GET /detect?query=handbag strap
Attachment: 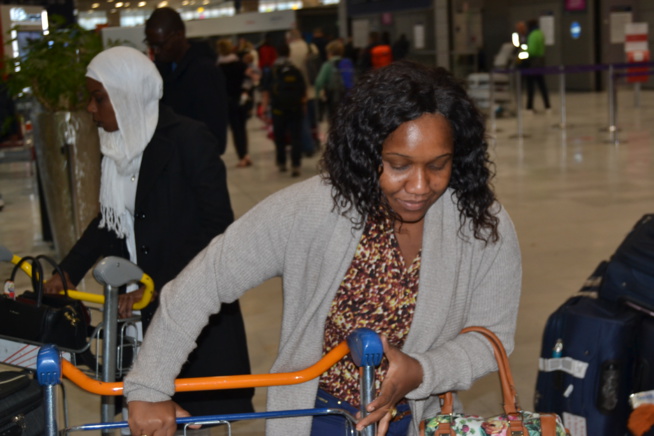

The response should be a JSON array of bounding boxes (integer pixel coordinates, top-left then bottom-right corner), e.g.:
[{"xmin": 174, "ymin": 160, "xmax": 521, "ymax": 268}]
[
  {"xmin": 435, "ymin": 327, "xmax": 558, "ymax": 436},
  {"xmin": 36, "ymin": 254, "xmax": 70, "ymax": 298},
  {"xmin": 10, "ymin": 255, "xmax": 43, "ymax": 307},
  {"xmin": 462, "ymin": 326, "xmax": 520, "ymax": 415},
  {"xmin": 440, "ymin": 327, "xmax": 522, "ymax": 416}
]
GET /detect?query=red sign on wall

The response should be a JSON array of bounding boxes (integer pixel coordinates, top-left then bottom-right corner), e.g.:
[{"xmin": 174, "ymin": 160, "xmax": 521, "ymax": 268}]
[
  {"xmin": 627, "ymin": 50, "xmax": 650, "ymax": 83},
  {"xmin": 565, "ymin": 0, "xmax": 586, "ymax": 11},
  {"xmin": 625, "ymin": 23, "xmax": 649, "ymax": 84}
]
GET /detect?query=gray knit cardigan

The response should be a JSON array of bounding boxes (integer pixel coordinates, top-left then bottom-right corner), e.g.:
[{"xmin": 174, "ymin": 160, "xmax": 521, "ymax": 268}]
[{"xmin": 124, "ymin": 175, "xmax": 522, "ymax": 436}]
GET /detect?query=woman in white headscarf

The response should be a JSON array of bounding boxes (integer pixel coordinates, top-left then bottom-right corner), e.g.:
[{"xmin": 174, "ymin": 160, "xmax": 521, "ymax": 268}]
[{"xmin": 44, "ymin": 46, "xmax": 254, "ymax": 418}]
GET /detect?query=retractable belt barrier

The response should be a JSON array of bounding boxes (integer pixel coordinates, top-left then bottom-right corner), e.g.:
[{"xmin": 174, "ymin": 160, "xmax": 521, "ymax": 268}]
[{"xmin": 489, "ymin": 61, "xmax": 654, "ymax": 143}]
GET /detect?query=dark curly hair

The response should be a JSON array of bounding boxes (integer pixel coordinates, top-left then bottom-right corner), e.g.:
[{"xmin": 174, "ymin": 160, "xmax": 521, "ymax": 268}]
[{"xmin": 319, "ymin": 60, "xmax": 499, "ymax": 243}]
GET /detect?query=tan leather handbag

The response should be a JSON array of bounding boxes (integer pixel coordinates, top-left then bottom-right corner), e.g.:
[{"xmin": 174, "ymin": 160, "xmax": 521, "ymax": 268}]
[{"xmin": 420, "ymin": 326, "xmax": 569, "ymax": 436}]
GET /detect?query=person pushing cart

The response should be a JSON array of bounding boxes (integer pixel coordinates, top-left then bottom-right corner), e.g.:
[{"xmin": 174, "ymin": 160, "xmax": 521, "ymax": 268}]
[{"xmin": 124, "ymin": 59, "xmax": 522, "ymax": 436}]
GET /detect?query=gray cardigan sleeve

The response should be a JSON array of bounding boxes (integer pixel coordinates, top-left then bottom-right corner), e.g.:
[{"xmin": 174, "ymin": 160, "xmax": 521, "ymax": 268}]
[
  {"xmin": 123, "ymin": 179, "xmax": 316, "ymax": 403},
  {"xmin": 404, "ymin": 204, "xmax": 522, "ymax": 401}
]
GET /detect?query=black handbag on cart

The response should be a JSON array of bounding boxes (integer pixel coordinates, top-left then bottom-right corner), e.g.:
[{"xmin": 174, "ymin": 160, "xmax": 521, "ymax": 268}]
[
  {"xmin": 0, "ymin": 370, "xmax": 44, "ymax": 436},
  {"xmin": 0, "ymin": 255, "xmax": 90, "ymax": 351}
]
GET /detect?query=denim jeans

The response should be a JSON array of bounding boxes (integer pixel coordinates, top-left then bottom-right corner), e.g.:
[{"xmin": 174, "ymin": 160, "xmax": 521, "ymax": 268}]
[{"xmin": 310, "ymin": 389, "xmax": 411, "ymax": 436}]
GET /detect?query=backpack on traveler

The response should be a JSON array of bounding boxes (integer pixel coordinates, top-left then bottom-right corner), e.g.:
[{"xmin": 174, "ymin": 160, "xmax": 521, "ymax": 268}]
[
  {"xmin": 325, "ymin": 58, "xmax": 354, "ymax": 117},
  {"xmin": 305, "ymin": 42, "xmax": 322, "ymax": 84},
  {"xmin": 271, "ymin": 61, "xmax": 306, "ymax": 111}
]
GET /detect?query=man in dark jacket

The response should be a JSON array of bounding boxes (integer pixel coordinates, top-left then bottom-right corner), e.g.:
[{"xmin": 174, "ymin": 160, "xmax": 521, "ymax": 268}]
[{"xmin": 145, "ymin": 7, "xmax": 229, "ymax": 155}]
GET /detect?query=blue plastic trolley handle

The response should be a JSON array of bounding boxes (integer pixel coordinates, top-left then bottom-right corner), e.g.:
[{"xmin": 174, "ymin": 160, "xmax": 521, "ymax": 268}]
[
  {"xmin": 347, "ymin": 327, "xmax": 383, "ymax": 367},
  {"xmin": 347, "ymin": 328, "xmax": 383, "ymax": 436},
  {"xmin": 37, "ymin": 345, "xmax": 61, "ymax": 435}
]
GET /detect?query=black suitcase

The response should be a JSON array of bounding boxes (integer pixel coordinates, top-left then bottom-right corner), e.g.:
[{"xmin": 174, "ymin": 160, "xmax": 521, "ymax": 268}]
[
  {"xmin": 534, "ymin": 295, "xmax": 639, "ymax": 436},
  {"xmin": 599, "ymin": 214, "xmax": 654, "ymax": 310},
  {"xmin": 0, "ymin": 371, "xmax": 45, "ymax": 436}
]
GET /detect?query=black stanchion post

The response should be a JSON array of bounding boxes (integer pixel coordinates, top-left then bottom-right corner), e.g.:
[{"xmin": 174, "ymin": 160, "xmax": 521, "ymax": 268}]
[
  {"xmin": 557, "ymin": 65, "xmax": 567, "ymax": 129},
  {"xmin": 516, "ymin": 69, "xmax": 522, "ymax": 136},
  {"xmin": 489, "ymin": 70, "xmax": 496, "ymax": 132},
  {"xmin": 607, "ymin": 65, "xmax": 619, "ymax": 145},
  {"xmin": 510, "ymin": 69, "xmax": 528, "ymax": 139}
]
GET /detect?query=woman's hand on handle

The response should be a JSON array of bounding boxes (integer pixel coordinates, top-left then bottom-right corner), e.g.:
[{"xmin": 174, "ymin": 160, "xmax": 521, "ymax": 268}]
[
  {"xmin": 128, "ymin": 400, "xmax": 200, "ymax": 436},
  {"xmin": 355, "ymin": 335, "xmax": 424, "ymax": 436},
  {"xmin": 118, "ymin": 285, "xmax": 151, "ymax": 318},
  {"xmin": 43, "ymin": 271, "xmax": 74, "ymax": 294}
]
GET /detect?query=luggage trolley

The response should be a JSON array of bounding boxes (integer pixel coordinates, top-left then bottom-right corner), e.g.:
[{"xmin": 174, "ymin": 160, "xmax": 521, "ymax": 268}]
[
  {"xmin": 0, "ymin": 247, "xmax": 155, "ymax": 428},
  {"xmin": 37, "ymin": 328, "xmax": 384, "ymax": 436},
  {"xmin": 1, "ymin": 246, "xmax": 154, "ymax": 378}
]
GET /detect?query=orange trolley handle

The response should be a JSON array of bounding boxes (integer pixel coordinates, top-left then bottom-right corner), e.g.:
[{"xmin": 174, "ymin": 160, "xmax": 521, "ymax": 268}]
[
  {"xmin": 39, "ymin": 328, "xmax": 382, "ymax": 395},
  {"xmin": 60, "ymin": 341, "xmax": 351, "ymax": 396},
  {"xmin": 37, "ymin": 329, "xmax": 383, "ymax": 435}
]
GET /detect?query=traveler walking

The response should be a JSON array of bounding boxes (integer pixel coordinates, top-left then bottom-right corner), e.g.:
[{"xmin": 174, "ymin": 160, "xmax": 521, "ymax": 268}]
[
  {"xmin": 260, "ymin": 42, "xmax": 306, "ymax": 177},
  {"xmin": 521, "ymin": 19, "xmax": 551, "ymax": 114},
  {"xmin": 287, "ymin": 28, "xmax": 320, "ymax": 157},
  {"xmin": 314, "ymin": 40, "xmax": 355, "ymax": 121},
  {"xmin": 216, "ymin": 38, "xmax": 253, "ymax": 168}
]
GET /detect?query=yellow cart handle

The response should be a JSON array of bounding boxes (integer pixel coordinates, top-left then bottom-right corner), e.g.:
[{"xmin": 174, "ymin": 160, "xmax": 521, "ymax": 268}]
[{"xmin": 7, "ymin": 253, "xmax": 154, "ymax": 310}]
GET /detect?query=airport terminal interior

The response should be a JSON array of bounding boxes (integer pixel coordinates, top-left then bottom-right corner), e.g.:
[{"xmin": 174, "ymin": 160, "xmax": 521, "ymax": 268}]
[{"xmin": 1, "ymin": 79, "xmax": 653, "ymax": 434}]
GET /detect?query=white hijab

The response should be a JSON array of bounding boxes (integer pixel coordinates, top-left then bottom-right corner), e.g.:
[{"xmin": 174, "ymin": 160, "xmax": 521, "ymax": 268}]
[{"xmin": 86, "ymin": 47, "xmax": 162, "ymax": 259}]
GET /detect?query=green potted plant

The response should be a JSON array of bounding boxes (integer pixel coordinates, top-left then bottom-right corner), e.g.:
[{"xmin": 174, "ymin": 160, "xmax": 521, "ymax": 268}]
[
  {"xmin": 4, "ymin": 16, "xmax": 104, "ymax": 259},
  {"xmin": 5, "ymin": 16, "xmax": 103, "ymax": 111}
]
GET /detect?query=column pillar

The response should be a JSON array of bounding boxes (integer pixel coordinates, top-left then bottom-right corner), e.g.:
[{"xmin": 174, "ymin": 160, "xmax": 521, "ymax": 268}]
[
  {"xmin": 434, "ymin": 0, "xmax": 450, "ymax": 69},
  {"xmin": 338, "ymin": 0, "xmax": 347, "ymax": 38},
  {"xmin": 106, "ymin": 9, "xmax": 121, "ymax": 27},
  {"xmin": 239, "ymin": 0, "xmax": 259, "ymax": 13}
]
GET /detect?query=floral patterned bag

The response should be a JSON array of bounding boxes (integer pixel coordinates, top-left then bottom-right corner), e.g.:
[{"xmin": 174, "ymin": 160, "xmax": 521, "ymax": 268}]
[{"xmin": 420, "ymin": 327, "xmax": 570, "ymax": 436}]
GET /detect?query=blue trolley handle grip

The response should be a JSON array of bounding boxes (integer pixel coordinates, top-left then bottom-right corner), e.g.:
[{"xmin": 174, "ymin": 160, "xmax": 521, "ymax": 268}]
[
  {"xmin": 347, "ymin": 328, "xmax": 383, "ymax": 367},
  {"xmin": 347, "ymin": 328, "xmax": 383, "ymax": 436},
  {"xmin": 37, "ymin": 345, "xmax": 62, "ymax": 436}
]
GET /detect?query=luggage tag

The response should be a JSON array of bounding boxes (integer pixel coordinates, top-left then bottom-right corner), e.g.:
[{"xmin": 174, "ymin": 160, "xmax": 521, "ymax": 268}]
[
  {"xmin": 3, "ymin": 280, "xmax": 14, "ymax": 299},
  {"xmin": 631, "ymin": 390, "xmax": 654, "ymax": 408}
]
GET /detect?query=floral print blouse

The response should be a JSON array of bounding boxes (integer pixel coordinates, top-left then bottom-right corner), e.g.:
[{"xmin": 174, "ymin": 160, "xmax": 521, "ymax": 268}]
[{"xmin": 319, "ymin": 215, "xmax": 421, "ymax": 407}]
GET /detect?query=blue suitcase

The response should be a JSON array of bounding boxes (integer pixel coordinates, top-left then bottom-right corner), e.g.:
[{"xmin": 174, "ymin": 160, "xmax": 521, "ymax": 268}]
[
  {"xmin": 599, "ymin": 214, "xmax": 654, "ymax": 310},
  {"xmin": 534, "ymin": 295, "xmax": 639, "ymax": 436},
  {"xmin": 628, "ymin": 302, "xmax": 654, "ymax": 436},
  {"xmin": 633, "ymin": 304, "xmax": 654, "ymax": 394}
]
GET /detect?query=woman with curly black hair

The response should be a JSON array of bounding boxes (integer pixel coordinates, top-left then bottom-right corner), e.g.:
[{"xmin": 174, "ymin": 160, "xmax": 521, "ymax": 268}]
[{"xmin": 125, "ymin": 60, "xmax": 521, "ymax": 436}]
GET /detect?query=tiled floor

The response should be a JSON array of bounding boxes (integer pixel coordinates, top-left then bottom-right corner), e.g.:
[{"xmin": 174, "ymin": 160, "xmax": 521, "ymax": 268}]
[{"xmin": 1, "ymin": 83, "xmax": 654, "ymax": 435}]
